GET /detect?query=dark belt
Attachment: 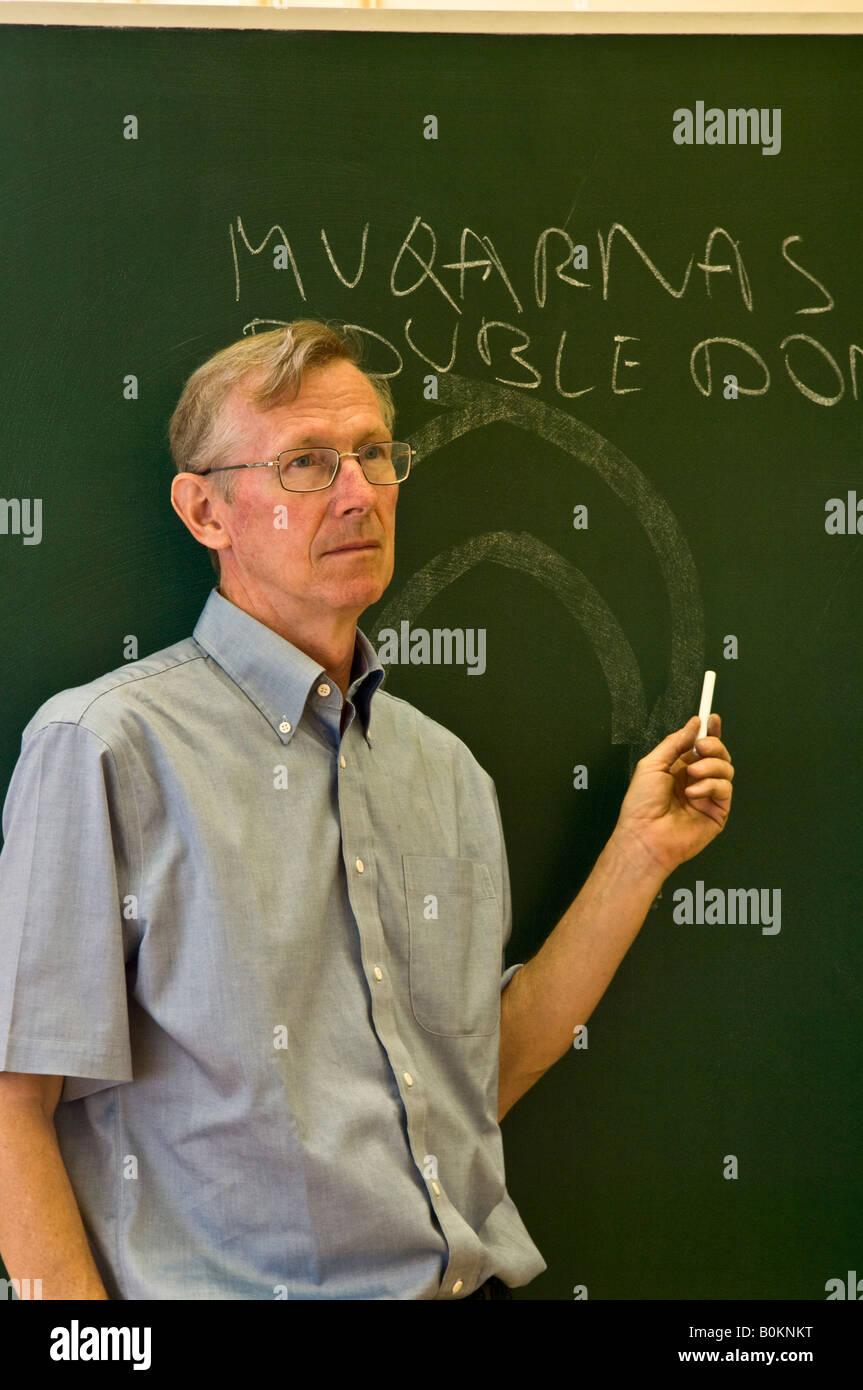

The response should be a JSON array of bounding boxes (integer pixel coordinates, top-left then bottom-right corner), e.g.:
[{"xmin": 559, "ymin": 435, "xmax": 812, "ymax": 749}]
[{"xmin": 460, "ymin": 1275, "xmax": 513, "ymax": 1300}]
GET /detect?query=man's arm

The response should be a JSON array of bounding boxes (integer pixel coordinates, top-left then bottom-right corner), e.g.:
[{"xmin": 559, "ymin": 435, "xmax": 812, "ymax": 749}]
[
  {"xmin": 498, "ymin": 714, "xmax": 734, "ymax": 1121},
  {"xmin": 0, "ymin": 1072, "xmax": 109, "ymax": 1299}
]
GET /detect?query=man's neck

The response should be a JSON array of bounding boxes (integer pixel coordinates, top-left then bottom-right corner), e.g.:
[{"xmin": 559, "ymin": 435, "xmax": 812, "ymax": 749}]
[{"xmin": 216, "ymin": 582, "xmax": 359, "ymax": 698}]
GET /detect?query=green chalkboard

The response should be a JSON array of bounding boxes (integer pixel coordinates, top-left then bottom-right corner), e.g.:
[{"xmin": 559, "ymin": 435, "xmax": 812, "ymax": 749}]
[{"xmin": 1, "ymin": 22, "xmax": 861, "ymax": 1302}]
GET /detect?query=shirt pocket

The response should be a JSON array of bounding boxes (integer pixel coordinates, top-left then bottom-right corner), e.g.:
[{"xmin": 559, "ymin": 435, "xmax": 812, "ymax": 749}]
[{"xmin": 403, "ymin": 854, "xmax": 501, "ymax": 1037}]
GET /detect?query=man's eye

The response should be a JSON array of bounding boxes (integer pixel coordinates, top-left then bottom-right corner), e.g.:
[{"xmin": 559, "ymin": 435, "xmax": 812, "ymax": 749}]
[
  {"xmin": 287, "ymin": 453, "xmax": 327, "ymax": 470},
  {"xmin": 362, "ymin": 444, "xmax": 386, "ymax": 461}
]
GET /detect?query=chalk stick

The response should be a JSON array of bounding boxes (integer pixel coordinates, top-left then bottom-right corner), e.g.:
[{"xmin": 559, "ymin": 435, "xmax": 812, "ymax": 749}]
[{"xmin": 696, "ymin": 670, "xmax": 716, "ymax": 745}]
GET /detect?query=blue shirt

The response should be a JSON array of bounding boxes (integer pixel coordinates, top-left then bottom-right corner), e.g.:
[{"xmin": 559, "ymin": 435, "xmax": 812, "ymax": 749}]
[{"xmin": 0, "ymin": 588, "xmax": 546, "ymax": 1299}]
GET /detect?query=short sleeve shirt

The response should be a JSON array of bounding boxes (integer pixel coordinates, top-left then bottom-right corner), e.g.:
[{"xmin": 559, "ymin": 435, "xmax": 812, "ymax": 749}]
[{"xmin": 0, "ymin": 588, "xmax": 546, "ymax": 1299}]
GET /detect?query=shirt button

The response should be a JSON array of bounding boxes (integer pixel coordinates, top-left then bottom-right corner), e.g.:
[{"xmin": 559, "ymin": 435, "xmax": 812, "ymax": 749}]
[
  {"xmin": 355, "ymin": 858, "xmax": 364, "ymax": 873},
  {"xmin": 403, "ymin": 1072, "xmax": 413, "ymax": 1087},
  {"xmin": 373, "ymin": 966, "xmax": 383, "ymax": 981},
  {"xmin": 452, "ymin": 1280, "xmax": 463, "ymax": 1294},
  {"xmin": 317, "ymin": 682, "xmax": 331, "ymax": 697},
  {"xmin": 279, "ymin": 720, "xmax": 291, "ymax": 734},
  {"xmin": 339, "ymin": 754, "xmax": 346, "ymax": 769},
  {"xmin": 431, "ymin": 1181, "xmax": 440, "ymax": 1196}
]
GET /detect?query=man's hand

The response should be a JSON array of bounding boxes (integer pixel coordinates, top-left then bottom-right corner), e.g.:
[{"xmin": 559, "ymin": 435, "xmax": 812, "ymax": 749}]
[{"xmin": 613, "ymin": 712, "xmax": 733, "ymax": 878}]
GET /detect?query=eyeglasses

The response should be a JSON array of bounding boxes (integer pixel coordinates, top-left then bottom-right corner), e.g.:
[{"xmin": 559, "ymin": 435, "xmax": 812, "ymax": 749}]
[{"xmin": 198, "ymin": 442, "xmax": 413, "ymax": 493}]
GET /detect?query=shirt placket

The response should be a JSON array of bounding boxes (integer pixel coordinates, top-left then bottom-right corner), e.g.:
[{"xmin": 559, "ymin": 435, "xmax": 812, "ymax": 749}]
[{"xmin": 336, "ymin": 714, "xmax": 480, "ymax": 1299}]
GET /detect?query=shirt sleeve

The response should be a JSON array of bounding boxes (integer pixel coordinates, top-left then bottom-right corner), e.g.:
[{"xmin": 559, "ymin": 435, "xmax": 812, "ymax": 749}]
[
  {"xmin": 488, "ymin": 777, "xmax": 524, "ymax": 993},
  {"xmin": 500, "ymin": 962, "xmax": 523, "ymax": 992},
  {"xmin": 0, "ymin": 721, "xmax": 136, "ymax": 1102}
]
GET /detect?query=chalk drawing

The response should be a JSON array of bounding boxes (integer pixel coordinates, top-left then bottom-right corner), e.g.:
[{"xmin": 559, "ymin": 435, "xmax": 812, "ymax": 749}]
[{"xmin": 375, "ymin": 375, "xmax": 704, "ymax": 764}]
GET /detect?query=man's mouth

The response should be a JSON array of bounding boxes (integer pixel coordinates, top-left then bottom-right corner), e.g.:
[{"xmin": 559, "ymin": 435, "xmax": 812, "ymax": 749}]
[{"xmin": 326, "ymin": 541, "xmax": 381, "ymax": 554}]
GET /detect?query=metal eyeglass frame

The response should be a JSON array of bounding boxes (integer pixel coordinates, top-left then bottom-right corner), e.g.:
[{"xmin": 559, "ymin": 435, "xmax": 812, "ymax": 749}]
[{"xmin": 197, "ymin": 442, "xmax": 414, "ymax": 493}]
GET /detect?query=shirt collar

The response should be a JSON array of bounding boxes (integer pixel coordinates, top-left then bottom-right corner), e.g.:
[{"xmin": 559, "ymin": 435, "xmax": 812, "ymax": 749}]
[{"xmin": 192, "ymin": 588, "xmax": 385, "ymax": 745}]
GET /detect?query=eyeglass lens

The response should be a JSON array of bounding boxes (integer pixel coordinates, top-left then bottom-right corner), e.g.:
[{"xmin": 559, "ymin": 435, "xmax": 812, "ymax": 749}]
[{"xmin": 278, "ymin": 443, "xmax": 410, "ymax": 491}]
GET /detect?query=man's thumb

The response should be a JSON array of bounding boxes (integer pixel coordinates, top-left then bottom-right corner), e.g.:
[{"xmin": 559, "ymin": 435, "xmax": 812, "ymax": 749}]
[{"xmin": 645, "ymin": 715, "xmax": 700, "ymax": 769}]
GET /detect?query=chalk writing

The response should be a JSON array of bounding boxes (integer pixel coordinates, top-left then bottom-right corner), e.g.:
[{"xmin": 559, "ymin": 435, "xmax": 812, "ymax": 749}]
[{"xmin": 229, "ymin": 214, "xmax": 858, "ymax": 404}]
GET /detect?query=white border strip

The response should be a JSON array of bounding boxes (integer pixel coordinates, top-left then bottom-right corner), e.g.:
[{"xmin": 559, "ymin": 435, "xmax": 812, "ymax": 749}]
[{"xmin": 1, "ymin": 5, "xmax": 862, "ymax": 35}]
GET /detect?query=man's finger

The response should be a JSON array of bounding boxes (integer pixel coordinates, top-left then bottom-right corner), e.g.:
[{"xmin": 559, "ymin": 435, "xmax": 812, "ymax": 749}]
[
  {"xmin": 693, "ymin": 736, "xmax": 731, "ymax": 763},
  {"xmin": 640, "ymin": 716, "xmax": 701, "ymax": 770},
  {"xmin": 686, "ymin": 758, "xmax": 734, "ymax": 781},
  {"xmin": 684, "ymin": 778, "xmax": 734, "ymax": 802}
]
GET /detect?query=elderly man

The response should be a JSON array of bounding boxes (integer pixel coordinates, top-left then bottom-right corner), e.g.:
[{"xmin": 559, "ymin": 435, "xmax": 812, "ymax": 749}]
[{"xmin": 0, "ymin": 321, "xmax": 733, "ymax": 1301}]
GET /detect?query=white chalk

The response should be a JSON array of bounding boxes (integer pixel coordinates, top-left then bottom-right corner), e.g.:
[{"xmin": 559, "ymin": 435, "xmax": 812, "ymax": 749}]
[{"xmin": 696, "ymin": 670, "xmax": 716, "ymax": 745}]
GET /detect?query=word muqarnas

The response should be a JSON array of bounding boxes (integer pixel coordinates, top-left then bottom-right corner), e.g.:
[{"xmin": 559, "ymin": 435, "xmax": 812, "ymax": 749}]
[{"xmin": 231, "ymin": 216, "xmax": 860, "ymax": 404}]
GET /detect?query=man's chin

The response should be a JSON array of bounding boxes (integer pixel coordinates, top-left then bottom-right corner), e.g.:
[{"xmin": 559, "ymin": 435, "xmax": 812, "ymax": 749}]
[{"xmin": 324, "ymin": 574, "xmax": 390, "ymax": 615}]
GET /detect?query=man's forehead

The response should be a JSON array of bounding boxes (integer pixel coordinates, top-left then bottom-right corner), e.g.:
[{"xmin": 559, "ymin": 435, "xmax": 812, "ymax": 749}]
[{"xmin": 228, "ymin": 362, "xmax": 386, "ymax": 442}]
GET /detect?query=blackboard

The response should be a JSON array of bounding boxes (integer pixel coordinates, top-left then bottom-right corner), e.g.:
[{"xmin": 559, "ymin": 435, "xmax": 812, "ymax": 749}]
[{"xmin": 1, "ymin": 20, "xmax": 861, "ymax": 1302}]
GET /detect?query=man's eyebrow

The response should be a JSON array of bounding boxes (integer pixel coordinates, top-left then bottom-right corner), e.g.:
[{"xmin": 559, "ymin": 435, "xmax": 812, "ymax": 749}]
[{"xmin": 285, "ymin": 430, "xmax": 391, "ymax": 448}]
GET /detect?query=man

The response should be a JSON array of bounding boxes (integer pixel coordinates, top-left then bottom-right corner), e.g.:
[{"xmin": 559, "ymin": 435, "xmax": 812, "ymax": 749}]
[{"xmin": 0, "ymin": 321, "xmax": 733, "ymax": 1300}]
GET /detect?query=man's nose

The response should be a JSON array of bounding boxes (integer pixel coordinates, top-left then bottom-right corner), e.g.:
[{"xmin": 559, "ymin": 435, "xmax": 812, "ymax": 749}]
[{"xmin": 331, "ymin": 454, "xmax": 378, "ymax": 509}]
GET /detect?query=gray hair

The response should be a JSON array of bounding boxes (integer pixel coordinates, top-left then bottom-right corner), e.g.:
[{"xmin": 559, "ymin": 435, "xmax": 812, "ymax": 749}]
[{"xmin": 169, "ymin": 321, "xmax": 396, "ymax": 577}]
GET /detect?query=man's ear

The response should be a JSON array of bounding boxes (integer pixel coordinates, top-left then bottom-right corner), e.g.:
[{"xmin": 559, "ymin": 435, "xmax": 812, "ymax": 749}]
[{"xmin": 171, "ymin": 473, "xmax": 232, "ymax": 561}]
